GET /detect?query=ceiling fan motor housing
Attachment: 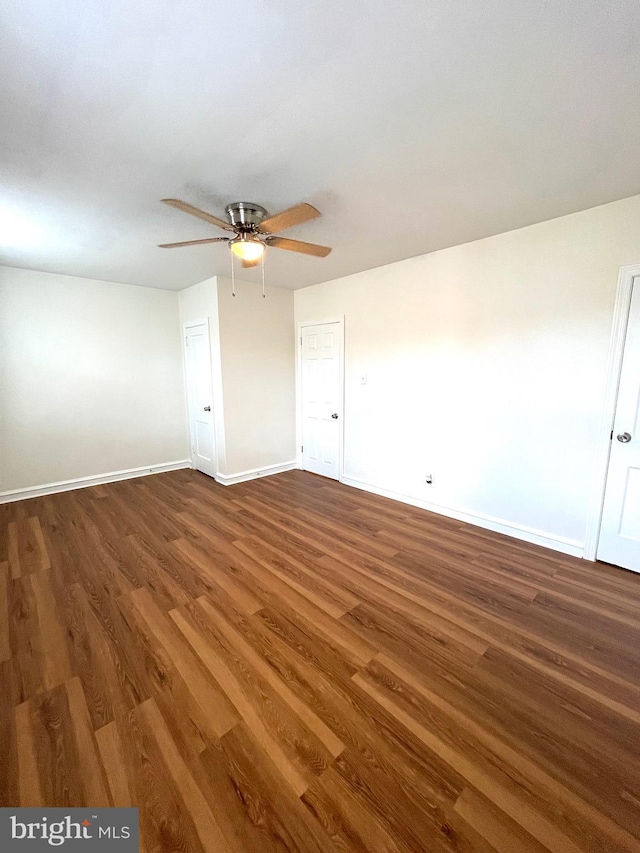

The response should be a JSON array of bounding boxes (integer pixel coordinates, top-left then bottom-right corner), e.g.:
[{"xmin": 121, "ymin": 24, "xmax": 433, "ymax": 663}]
[{"xmin": 225, "ymin": 202, "xmax": 268, "ymax": 230}]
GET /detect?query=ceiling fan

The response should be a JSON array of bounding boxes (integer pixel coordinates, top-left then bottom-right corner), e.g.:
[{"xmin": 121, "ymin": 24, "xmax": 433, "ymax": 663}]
[{"xmin": 158, "ymin": 199, "xmax": 332, "ymax": 267}]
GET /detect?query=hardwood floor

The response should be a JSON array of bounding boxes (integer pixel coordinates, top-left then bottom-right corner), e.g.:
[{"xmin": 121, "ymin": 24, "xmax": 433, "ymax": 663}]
[{"xmin": 1, "ymin": 468, "xmax": 640, "ymax": 852}]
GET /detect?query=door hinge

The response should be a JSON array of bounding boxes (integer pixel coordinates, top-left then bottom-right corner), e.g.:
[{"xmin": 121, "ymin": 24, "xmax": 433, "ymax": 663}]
[
  {"xmin": 301, "ymin": 445, "xmax": 303, "ymax": 452},
  {"xmin": 610, "ymin": 430, "xmax": 614, "ymax": 440}
]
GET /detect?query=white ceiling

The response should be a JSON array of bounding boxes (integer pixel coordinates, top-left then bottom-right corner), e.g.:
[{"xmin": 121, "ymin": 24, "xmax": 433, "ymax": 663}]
[{"xmin": 2, "ymin": 0, "xmax": 640, "ymax": 291}]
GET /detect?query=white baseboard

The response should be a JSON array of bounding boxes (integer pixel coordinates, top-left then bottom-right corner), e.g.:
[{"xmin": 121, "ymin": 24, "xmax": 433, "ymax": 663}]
[
  {"xmin": 0, "ymin": 460, "xmax": 193, "ymax": 504},
  {"xmin": 340, "ymin": 474, "xmax": 584, "ymax": 558},
  {"xmin": 216, "ymin": 461, "xmax": 298, "ymax": 486}
]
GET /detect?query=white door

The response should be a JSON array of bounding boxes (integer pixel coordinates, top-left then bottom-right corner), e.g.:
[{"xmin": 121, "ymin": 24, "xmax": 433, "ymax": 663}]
[
  {"xmin": 184, "ymin": 322, "xmax": 216, "ymax": 479},
  {"xmin": 300, "ymin": 322, "xmax": 342, "ymax": 480},
  {"xmin": 598, "ymin": 278, "xmax": 640, "ymax": 572}
]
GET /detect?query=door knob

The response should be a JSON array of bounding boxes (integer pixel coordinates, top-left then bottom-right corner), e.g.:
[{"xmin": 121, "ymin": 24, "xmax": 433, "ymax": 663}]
[
  {"xmin": 331, "ymin": 413, "xmax": 339, "ymax": 419},
  {"xmin": 204, "ymin": 406, "xmax": 211, "ymax": 412},
  {"xmin": 617, "ymin": 432, "xmax": 632, "ymax": 443}
]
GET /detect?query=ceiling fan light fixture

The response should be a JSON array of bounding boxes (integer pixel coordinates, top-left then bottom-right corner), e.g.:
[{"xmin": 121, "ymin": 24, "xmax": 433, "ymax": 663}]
[{"xmin": 229, "ymin": 235, "xmax": 265, "ymax": 262}]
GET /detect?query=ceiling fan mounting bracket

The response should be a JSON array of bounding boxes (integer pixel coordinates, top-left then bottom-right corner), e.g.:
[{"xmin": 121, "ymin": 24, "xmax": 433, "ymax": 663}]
[{"xmin": 225, "ymin": 202, "xmax": 268, "ymax": 230}]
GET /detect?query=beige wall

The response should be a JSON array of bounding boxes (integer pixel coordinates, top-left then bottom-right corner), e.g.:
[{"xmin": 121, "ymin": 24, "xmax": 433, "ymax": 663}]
[
  {"xmin": 216, "ymin": 276, "xmax": 296, "ymax": 475},
  {"xmin": 1, "ymin": 266, "xmax": 189, "ymax": 494},
  {"xmin": 295, "ymin": 194, "xmax": 640, "ymax": 554}
]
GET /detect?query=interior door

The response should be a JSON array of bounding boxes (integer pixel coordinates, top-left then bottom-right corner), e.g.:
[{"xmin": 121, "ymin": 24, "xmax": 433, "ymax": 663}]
[
  {"xmin": 300, "ymin": 322, "xmax": 342, "ymax": 480},
  {"xmin": 598, "ymin": 277, "xmax": 640, "ymax": 572},
  {"xmin": 184, "ymin": 322, "xmax": 216, "ymax": 479}
]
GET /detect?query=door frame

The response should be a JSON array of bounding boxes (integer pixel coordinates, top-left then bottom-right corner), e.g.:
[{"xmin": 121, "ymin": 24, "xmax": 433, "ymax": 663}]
[
  {"xmin": 584, "ymin": 263, "xmax": 640, "ymax": 560},
  {"xmin": 295, "ymin": 316, "xmax": 345, "ymax": 481},
  {"xmin": 182, "ymin": 318, "xmax": 218, "ymax": 476}
]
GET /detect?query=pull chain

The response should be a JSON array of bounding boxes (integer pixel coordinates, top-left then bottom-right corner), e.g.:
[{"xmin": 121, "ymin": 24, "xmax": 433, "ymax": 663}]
[
  {"xmin": 261, "ymin": 248, "xmax": 266, "ymax": 298},
  {"xmin": 231, "ymin": 251, "xmax": 236, "ymax": 297}
]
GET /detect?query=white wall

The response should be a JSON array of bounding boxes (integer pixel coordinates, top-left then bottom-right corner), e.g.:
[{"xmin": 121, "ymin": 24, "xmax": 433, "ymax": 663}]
[
  {"xmin": 1, "ymin": 266, "xmax": 189, "ymax": 495},
  {"xmin": 178, "ymin": 275, "xmax": 296, "ymax": 480},
  {"xmin": 216, "ymin": 276, "xmax": 296, "ymax": 476},
  {"xmin": 295, "ymin": 194, "xmax": 640, "ymax": 554}
]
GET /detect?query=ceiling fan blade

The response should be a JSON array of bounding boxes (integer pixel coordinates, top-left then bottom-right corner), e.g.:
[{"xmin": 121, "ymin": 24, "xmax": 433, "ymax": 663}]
[
  {"xmin": 267, "ymin": 236, "xmax": 331, "ymax": 257},
  {"xmin": 258, "ymin": 202, "xmax": 320, "ymax": 234},
  {"xmin": 161, "ymin": 199, "xmax": 235, "ymax": 232},
  {"xmin": 158, "ymin": 237, "xmax": 229, "ymax": 248}
]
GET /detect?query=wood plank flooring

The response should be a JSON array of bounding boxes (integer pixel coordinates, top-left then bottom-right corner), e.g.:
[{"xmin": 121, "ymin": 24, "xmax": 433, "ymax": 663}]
[{"xmin": 1, "ymin": 468, "xmax": 640, "ymax": 852}]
